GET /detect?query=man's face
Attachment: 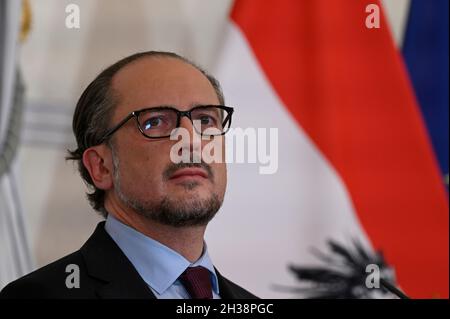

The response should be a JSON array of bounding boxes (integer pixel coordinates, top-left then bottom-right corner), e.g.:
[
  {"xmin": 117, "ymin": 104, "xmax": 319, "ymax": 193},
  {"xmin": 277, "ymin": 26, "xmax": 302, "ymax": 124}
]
[{"xmin": 106, "ymin": 57, "xmax": 227, "ymax": 227}]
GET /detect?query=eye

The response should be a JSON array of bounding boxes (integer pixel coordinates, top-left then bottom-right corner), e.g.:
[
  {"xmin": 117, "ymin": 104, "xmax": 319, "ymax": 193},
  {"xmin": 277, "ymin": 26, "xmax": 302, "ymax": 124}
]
[
  {"xmin": 143, "ymin": 116, "xmax": 163, "ymax": 130},
  {"xmin": 199, "ymin": 115, "xmax": 215, "ymax": 125}
]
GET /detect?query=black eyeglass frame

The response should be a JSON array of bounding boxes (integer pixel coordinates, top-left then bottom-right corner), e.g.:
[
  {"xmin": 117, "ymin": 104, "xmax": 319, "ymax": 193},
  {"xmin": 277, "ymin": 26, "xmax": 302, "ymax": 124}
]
[{"xmin": 99, "ymin": 105, "xmax": 234, "ymax": 143}]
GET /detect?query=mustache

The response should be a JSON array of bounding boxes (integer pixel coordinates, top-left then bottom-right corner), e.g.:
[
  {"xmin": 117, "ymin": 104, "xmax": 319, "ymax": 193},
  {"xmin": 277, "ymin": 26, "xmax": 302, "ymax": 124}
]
[{"xmin": 163, "ymin": 162, "xmax": 214, "ymax": 181}]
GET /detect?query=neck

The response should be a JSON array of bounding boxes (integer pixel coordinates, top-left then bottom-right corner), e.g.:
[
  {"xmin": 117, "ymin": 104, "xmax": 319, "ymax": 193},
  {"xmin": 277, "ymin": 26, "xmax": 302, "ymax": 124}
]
[{"xmin": 104, "ymin": 198, "xmax": 206, "ymax": 263}]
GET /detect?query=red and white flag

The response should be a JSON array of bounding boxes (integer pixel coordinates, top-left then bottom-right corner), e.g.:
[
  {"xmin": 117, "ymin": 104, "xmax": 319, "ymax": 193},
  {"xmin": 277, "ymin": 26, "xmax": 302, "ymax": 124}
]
[{"xmin": 208, "ymin": 0, "xmax": 448, "ymax": 298}]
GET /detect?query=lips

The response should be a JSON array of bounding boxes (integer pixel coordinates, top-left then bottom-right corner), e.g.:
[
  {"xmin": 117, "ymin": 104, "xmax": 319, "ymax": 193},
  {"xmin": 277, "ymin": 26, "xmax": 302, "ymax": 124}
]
[{"xmin": 169, "ymin": 168, "xmax": 209, "ymax": 180}]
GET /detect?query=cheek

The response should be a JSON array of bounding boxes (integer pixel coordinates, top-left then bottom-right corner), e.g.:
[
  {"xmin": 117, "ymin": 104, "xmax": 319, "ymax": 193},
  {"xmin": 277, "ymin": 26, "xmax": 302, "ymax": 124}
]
[
  {"xmin": 212, "ymin": 163, "xmax": 227, "ymax": 189},
  {"xmin": 116, "ymin": 145, "xmax": 169, "ymax": 193}
]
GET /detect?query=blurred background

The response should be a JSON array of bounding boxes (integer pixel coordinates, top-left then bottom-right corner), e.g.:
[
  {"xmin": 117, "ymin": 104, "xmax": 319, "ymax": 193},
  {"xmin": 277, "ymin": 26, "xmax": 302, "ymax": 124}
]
[{"xmin": 1, "ymin": 0, "xmax": 448, "ymax": 298}]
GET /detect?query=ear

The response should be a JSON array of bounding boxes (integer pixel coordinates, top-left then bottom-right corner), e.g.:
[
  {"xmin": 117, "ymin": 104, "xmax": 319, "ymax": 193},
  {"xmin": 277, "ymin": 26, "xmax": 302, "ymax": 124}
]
[{"xmin": 82, "ymin": 145, "xmax": 114, "ymax": 190}]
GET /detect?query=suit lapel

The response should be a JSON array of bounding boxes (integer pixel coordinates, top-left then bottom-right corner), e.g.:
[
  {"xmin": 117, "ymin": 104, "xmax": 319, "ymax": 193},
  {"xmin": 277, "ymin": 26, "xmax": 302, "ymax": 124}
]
[
  {"xmin": 215, "ymin": 268, "xmax": 239, "ymax": 299},
  {"xmin": 215, "ymin": 268, "xmax": 258, "ymax": 299},
  {"xmin": 80, "ymin": 222, "xmax": 156, "ymax": 299},
  {"xmin": 95, "ymin": 277, "xmax": 155, "ymax": 299}
]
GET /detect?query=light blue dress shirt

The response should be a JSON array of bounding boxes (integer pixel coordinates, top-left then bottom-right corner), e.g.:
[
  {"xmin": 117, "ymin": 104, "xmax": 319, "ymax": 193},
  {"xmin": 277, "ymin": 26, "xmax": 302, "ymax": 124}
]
[{"xmin": 104, "ymin": 214, "xmax": 220, "ymax": 299}]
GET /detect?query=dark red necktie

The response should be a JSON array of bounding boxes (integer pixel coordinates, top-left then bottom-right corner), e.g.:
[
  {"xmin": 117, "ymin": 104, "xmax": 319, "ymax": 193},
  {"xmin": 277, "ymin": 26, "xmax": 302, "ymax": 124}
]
[{"xmin": 179, "ymin": 266, "xmax": 213, "ymax": 299}]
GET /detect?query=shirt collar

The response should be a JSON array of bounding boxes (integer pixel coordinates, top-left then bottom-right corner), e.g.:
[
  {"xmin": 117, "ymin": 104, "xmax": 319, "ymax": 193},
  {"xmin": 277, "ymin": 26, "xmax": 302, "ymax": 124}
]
[{"xmin": 104, "ymin": 214, "xmax": 219, "ymax": 295}]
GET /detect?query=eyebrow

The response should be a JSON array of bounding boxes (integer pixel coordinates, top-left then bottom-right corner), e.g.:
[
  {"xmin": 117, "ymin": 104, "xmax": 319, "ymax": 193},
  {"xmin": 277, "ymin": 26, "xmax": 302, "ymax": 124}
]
[{"xmin": 189, "ymin": 102, "xmax": 219, "ymax": 108}]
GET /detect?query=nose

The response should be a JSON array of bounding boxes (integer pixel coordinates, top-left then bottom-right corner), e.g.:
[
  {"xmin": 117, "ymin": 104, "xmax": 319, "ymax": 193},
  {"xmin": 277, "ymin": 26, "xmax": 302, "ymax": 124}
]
[
  {"xmin": 178, "ymin": 115, "xmax": 202, "ymax": 139},
  {"xmin": 176, "ymin": 116, "xmax": 202, "ymax": 161},
  {"xmin": 178, "ymin": 115, "xmax": 193, "ymax": 130}
]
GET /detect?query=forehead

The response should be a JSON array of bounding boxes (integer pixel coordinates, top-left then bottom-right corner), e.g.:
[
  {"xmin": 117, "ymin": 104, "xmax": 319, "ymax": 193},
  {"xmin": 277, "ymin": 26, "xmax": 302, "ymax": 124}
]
[{"xmin": 110, "ymin": 57, "xmax": 219, "ymax": 119}]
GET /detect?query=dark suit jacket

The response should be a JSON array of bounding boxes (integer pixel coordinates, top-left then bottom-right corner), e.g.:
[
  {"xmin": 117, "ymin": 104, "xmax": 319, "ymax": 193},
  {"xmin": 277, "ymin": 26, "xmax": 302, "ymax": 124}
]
[{"xmin": 0, "ymin": 222, "xmax": 258, "ymax": 299}]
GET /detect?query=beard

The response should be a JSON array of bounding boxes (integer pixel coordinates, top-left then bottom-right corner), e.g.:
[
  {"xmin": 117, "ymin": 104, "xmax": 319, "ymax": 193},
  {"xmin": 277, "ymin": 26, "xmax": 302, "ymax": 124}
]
[{"xmin": 111, "ymin": 146, "xmax": 223, "ymax": 227}]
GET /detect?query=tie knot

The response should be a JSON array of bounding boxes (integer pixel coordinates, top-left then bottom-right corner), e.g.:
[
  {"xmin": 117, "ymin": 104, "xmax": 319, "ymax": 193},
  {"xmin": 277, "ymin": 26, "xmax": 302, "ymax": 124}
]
[{"xmin": 179, "ymin": 266, "xmax": 213, "ymax": 299}]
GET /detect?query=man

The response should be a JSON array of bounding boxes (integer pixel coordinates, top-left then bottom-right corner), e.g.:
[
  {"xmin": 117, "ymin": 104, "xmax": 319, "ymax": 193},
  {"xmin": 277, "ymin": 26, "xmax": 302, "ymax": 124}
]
[{"xmin": 0, "ymin": 51, "xmax": 257, "ymax": 299}]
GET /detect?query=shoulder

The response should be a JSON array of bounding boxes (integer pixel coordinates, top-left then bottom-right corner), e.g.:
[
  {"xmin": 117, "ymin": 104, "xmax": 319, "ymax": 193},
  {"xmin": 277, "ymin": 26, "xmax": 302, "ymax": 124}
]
[{"xmin": 0, "ymin": 250, "xmax": 94, "ymax": 299}]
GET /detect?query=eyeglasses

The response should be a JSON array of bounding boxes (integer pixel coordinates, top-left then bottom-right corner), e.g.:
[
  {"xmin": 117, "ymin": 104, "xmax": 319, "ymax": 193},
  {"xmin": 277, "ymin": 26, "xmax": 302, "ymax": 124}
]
[{"xmin": 99, "ymin": 105, "xmax": 234, "ymax": 142}]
